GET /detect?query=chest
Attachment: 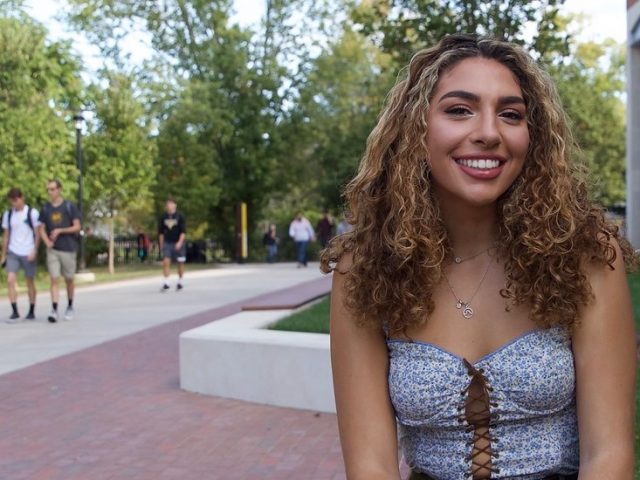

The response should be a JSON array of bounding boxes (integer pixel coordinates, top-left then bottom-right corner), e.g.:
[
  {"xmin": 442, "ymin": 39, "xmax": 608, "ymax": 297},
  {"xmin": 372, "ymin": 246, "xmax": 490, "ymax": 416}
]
[
  {"xmin": 9, "ymin": 210, "xmax": 30, "ymax": 230},
  {"xmin": 387, "ymin": 328, "xmax": 575, "ymax": 427},
  {"xmin": 407, "ymin": 262, "xmax": 538, "ymax": 363},
  {"xmin": 44, "ymin": 206, "xmax": 70, "ymax": 227},
  {"xmin": 163, "ymin": 216, "xmax": 178, "ymax": 228}
]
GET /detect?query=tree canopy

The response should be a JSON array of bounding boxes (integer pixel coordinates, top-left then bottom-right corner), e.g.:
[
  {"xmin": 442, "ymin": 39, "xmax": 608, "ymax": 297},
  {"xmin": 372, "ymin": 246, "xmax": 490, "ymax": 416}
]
[{"xmin": 0, "ymin": 1, "xmax": 628, "ymax": 260}]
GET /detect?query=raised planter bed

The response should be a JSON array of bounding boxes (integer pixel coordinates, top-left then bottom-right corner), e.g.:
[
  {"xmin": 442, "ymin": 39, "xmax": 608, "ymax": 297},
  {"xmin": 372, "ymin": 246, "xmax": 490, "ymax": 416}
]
[{"xmin": 179, "ymin": 310, "xmax": 334, "ymax": 413}]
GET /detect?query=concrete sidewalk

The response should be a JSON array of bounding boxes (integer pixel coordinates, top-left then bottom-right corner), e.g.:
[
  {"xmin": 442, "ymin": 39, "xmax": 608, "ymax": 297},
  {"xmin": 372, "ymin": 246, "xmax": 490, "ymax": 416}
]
[
  {"xmin": 0, "ymin": 263, "xmax": 325, "ymax": 375},
  {"xmin": 0, "ymin": 263, "xmax": 345, "ymax": 479}
]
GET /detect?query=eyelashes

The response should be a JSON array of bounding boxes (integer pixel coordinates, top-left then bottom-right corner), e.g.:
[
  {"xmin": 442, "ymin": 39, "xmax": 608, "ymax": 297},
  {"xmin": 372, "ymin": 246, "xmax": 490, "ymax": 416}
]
[
  {"xmin": 500, "ymin": 111, "xmax": 525, "ymax": 121},
  {"xmin": 444, "ymin": 106, "xmax": 472, "ymax": 116},
  {"xmin": 443, "ymin": 106, "xmax": 525, "ymax": 121}
]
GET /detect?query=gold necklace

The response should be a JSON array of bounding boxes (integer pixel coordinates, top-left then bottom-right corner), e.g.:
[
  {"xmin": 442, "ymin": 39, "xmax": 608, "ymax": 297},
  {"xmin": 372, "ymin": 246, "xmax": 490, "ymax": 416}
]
[
  {"xmin": 453, "ymin": 245, "xmax": 495, "ymax": 264},
  {"xmin": 442, "ymin": 256, "xmax": 493, "ymax": 319}
]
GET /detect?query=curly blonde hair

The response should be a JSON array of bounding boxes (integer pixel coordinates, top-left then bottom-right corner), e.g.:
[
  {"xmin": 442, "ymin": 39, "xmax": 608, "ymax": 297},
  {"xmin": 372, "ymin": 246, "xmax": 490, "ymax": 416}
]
[{"xmin": 320, "ymin": 34, "xmax": 637, "ymax": 336}]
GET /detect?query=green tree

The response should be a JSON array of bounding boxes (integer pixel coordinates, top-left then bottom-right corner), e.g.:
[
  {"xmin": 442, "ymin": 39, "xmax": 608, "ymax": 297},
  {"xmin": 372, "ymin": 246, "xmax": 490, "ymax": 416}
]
[
  {"xmin": 0, "ymin": 13, "xmax": 83, "ymax": 209},
  {"xmin": 66, "ymin": 0, "xmax": 326, "ymax": 254},
  {"xmin": 350, "ymin": 0, "xmax": 570, "ymax": 67},
  {"xmin": 83, "ymin": 73, "xmax": 157, "ymax": 273},
  {"xmin": 552, "ymin": 39, "xmax": 627, "ymax": 206},
  {"xmin": 287, "ymin": 27, "xmax": 395, "ymax": 210}
]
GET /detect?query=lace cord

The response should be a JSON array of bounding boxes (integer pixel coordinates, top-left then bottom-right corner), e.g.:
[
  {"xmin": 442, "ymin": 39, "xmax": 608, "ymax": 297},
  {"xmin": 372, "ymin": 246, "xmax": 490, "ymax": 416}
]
[{"xmin": 459, "ymin": 359, "xmax": 501, "ymax": 478}]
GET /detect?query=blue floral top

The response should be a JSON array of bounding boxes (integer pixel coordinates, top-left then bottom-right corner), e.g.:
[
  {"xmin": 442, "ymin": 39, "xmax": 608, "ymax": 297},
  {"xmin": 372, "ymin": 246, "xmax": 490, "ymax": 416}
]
[{"xmin": 387, "ymin": 326, "xmax": 579, "ymax": 479}]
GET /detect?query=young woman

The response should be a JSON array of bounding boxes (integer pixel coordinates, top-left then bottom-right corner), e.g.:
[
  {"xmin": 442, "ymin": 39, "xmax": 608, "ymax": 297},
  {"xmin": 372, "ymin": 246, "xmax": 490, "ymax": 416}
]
[{"xmin": 321, "ymin": 34, "xmax": 637, "ymax": 479}]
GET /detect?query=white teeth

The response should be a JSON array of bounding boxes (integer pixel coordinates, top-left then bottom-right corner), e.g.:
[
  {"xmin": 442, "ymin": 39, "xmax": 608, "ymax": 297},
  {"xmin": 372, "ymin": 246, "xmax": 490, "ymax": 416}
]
[{"xmin": 456, "ymin": 159, "xmax": 501, "ymax": 169}]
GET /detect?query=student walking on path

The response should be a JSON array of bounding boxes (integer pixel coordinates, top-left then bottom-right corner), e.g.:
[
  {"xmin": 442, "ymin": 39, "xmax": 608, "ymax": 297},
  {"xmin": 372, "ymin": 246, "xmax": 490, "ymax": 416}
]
[
  {"xmin": 1, "ymin": 188, "xmax": 41, "ymax": 322},
  {"xmin": 289, "ymin": 212, "xmax": 315, "ymax": 268},
  {"xmin": 39, "ymin": 179, "xmax": 81, "ymax": 323},
  {"xmin": 263, "ymin": 223, "xmax": 279, "ymax": 263},
  {"xmin": 158, "ymin": 196, "xmax": 186, "ymax": 291},
  {"xmin": 316, "ymin": 211, "xmax": 334, "ymax": 248}
]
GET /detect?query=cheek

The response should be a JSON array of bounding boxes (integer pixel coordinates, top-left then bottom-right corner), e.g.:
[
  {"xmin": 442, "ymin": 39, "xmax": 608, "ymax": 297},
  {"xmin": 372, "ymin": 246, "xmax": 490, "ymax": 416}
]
[
  {"xmin": 512, "ymin": 128, "xmax": 530, "ymax": 158},
  {"xmin": 426, "ymin": 119, "xmax": 459, "ymax": 158}
]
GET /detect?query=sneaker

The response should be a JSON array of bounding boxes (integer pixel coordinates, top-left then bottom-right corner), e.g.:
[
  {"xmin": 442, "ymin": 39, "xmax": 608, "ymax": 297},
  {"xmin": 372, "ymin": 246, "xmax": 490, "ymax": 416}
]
[
  {"xmin": 176, "ymin": 284, "xmax": 183, "ymax": 291},
  {"xmin": 48, "ymin": 309, "xmax": 58, "ymax": 323},
  {"xmin": 160, "ymin": 284, "xmax": 170, "ymax": 293},
  {"xmin": 64, "ymin": 307, "xmax": 74, "ymax": 321},
  {"xmin": 25, "ymin": 312, "xmax": 36, "ymax": 320},
  {"xmin": 6, "ymin": 312, "xmax": 21, "ymax": 324}
]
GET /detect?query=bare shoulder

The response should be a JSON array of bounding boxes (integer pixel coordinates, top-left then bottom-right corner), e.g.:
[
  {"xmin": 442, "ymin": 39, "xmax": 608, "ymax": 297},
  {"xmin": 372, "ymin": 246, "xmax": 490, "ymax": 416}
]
[
  {"xmin": 583, "ymin": 236, "xmax": 628, "ymax": 288},
  {"xmin": 335, "ymin": 250, "xmax": 354, "ymax": 275},
  {"xmin": 573, "ymin": 236, "xmax": 634, "ymax": 352}
]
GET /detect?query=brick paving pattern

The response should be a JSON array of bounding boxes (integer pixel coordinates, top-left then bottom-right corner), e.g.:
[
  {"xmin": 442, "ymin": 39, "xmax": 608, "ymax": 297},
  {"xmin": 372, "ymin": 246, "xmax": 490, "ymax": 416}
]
[{"xmin": 0, "ymin": 293, "xmax": 345, "ymax": 479}]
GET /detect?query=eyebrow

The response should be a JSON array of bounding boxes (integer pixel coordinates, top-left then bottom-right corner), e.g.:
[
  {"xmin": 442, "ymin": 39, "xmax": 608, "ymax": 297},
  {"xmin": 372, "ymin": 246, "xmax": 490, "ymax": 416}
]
[{"xmin": 438, "ymin": 90, "xmax": 525, "ymax": 106}]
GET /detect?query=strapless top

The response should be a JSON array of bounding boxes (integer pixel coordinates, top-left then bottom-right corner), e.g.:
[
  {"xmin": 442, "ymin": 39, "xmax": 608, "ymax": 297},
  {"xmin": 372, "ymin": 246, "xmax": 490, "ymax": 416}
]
[{"xmin": 387, "ymin": 326, "xmax": 579, "ymax": 479}]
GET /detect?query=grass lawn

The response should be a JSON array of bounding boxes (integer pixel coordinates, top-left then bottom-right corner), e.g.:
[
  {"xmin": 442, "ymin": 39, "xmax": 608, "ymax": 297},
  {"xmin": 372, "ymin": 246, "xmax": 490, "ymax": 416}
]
[{"xmin": 269, "ymin": 296, "xmax": 330, "ymax": 334}]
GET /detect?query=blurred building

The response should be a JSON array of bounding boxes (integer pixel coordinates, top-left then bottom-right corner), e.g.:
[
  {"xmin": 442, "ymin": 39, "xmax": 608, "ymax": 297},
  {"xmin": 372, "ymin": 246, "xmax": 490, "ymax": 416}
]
[{"xmin": 627, "ymin": 0, "xmax": 640, "ymax": 248}]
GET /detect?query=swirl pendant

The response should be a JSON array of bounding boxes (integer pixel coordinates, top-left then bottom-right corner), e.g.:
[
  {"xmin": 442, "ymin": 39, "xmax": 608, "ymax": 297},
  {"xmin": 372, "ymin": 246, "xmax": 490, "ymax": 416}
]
[{"xmin": 443, "ymin": 256, "xmax": 493, "ymax": 319}]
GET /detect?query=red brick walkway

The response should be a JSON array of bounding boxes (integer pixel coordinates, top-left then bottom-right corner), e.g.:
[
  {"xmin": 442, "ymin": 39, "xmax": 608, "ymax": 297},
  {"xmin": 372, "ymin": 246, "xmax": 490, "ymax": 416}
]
[{"xmin": 0, "ymin": 286, "xmax": 344, "ymax": 479}]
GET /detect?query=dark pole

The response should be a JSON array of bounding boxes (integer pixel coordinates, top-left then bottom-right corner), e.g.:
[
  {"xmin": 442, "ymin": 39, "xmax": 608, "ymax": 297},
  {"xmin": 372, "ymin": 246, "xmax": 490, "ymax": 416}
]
[{"xmin": 73, "ymin": 113, "xmax": 86, "ymax": 272}]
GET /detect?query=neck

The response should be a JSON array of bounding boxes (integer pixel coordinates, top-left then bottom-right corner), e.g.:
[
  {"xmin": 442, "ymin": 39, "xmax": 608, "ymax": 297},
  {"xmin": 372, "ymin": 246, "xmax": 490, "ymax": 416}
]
[{"xmin": 438, "ymin": 199, "xmax": 498, "ymax": 256}]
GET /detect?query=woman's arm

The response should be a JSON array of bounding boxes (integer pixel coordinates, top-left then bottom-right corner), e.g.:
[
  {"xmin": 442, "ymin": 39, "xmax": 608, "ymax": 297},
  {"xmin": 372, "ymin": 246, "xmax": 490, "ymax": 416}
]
[
  {"xmin": 330, "ymin": 255, "xmax": 401, "ymax": 480},
  {"xmin": 573, "ymin": 240, "xmax": 636, "ymax": 479}
]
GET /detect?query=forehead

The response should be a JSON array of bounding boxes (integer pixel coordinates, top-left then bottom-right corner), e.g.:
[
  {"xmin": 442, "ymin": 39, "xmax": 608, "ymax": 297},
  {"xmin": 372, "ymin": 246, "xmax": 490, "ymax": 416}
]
[{"xmin": 433, "ymin": 57, "xmax": 523, "ymax": 99}]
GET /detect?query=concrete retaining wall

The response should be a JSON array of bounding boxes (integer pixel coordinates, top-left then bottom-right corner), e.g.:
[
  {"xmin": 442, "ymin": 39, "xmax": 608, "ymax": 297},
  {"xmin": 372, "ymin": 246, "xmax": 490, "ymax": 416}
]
[{"xmin": 179, "ymin": 310, "xmax": 335, "ymax": 413}]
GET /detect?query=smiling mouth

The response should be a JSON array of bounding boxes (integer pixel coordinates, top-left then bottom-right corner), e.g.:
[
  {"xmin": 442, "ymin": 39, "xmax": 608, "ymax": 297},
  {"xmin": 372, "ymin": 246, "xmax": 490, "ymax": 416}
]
[{"xmin": 455, "ymin": 158, "xmax": 504, "ymax": 170}]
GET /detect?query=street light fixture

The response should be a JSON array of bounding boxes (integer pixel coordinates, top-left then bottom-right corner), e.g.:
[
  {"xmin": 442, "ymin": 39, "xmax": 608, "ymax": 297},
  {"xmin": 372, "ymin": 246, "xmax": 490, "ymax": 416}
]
[{"xmin": 73, "ymin": 112, "xmax": 87, "ymax": 272}]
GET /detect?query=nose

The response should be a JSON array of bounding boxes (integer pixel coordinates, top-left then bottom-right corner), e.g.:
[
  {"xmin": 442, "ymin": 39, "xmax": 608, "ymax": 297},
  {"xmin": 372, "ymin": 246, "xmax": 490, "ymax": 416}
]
[{"xmin": 470, "ymin": 113, "xmax": 501, "ymax": 148}]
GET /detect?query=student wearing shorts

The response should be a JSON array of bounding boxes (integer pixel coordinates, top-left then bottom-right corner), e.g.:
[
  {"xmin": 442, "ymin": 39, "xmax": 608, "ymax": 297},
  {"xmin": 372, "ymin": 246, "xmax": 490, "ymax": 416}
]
[
  {"xmin": 158, "ymin": 197, "xmax": 186, "ymax": 291},
  {"xmin": 1, "ymin": 188, "xmax": 41, "ymax": 322},
  {"xmin": 39, "ymin": 179, "xmax": 81, "ymax": 323}
]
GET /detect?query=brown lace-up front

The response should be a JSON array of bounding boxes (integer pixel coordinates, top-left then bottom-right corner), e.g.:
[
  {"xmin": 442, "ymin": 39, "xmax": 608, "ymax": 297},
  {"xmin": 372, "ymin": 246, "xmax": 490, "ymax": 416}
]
[{"xmin": 459, "ymin": 359, "xmax": 500, "ymax": 479}]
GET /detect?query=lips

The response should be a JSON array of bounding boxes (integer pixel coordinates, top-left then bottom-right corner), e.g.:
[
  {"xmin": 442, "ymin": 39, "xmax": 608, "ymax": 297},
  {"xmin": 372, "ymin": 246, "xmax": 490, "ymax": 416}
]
[{"xmin": 453, "ymin": 155, "xmax": 506, "ymax": 180}]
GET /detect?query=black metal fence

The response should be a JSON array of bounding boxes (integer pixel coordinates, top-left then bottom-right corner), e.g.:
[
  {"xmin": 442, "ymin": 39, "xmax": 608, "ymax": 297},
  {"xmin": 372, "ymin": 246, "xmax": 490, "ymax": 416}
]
[{"xmin": 88, "ymin": 236, "xmax": 220, "ymax": 267}]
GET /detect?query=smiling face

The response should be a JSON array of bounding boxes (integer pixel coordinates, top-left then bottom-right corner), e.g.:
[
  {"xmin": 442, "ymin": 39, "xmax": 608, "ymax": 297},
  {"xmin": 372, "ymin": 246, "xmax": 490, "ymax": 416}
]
[{"xmin": 426, "ymin": 57, "xmax": 530, "ymax": 210}]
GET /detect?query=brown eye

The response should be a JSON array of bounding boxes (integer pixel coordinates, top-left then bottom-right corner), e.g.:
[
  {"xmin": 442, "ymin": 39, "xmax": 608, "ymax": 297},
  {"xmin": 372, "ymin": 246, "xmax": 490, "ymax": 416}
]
[
  {"xmin": 500, "ymin": 110, "xmax": 524, "ymax": 121},
  {"xmin": 445, "ymin": 106, "xmax": 472, "ymax": 116}
]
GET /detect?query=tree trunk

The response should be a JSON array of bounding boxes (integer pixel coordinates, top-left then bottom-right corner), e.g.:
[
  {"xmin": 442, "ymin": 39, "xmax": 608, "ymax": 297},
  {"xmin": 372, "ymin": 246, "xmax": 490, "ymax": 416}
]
[{"xmin": 108, "ymin": 216, "xmax": 115, "ymax": 275}]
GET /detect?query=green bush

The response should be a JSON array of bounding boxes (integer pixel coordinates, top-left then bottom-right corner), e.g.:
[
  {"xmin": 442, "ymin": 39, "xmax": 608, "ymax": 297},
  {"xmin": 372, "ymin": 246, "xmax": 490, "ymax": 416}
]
[{"xmin": 84, "ymin": 235, "xmax": 109, "ymax": 267}]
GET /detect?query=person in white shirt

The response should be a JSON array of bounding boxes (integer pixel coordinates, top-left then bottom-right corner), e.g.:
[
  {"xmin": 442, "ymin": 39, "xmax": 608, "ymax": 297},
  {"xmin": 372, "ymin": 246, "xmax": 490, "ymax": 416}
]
[
  {"xmin": 289, "ymin": 212, "xmax": 315, "ymax": 267},
  {"xmin": 1, "ymin": 188, "xmax": 41, "ymax": 322}
]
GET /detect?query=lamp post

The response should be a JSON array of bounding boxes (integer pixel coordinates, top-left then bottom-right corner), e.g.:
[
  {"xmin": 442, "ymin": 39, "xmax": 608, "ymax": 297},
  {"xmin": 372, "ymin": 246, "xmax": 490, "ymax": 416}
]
[{"xmin": 73, "ymin": 112, "xmax": 87, "ymax": 272}]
